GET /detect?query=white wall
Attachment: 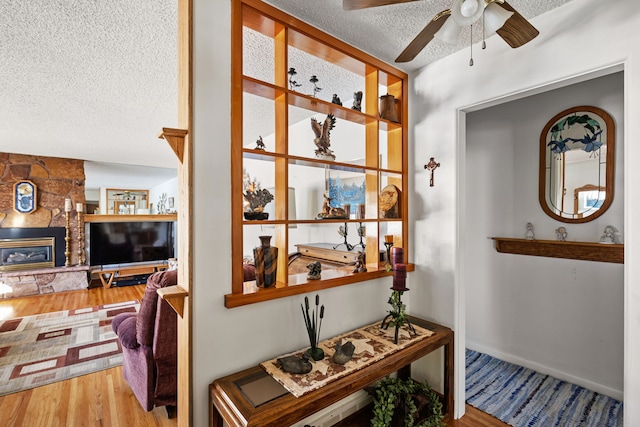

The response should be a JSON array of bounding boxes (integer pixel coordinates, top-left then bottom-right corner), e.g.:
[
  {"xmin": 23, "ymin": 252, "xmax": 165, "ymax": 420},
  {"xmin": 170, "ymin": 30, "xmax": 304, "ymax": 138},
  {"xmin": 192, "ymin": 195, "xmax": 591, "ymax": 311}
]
[
  {"xmin": 191, "ymin": 2, "xmax": 397, "ymax": 426},
  {"xmin": 465, "ymin": 72, "xmax": 624, "ymax": 399},
  {"xmin": 150, "ymin": 176, "xmax": 178, "ymax": 213},
  {"xmin": 410, "ymin": 0, "xmax": 639, "ymax": 423}
]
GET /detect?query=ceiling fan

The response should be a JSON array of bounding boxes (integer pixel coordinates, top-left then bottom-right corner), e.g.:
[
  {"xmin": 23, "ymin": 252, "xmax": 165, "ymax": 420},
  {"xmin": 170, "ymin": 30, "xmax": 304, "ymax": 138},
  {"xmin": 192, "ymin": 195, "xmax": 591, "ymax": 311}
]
[{"xmin": 343, "ymin": 0, "xmax": 539, "ymax": 63}]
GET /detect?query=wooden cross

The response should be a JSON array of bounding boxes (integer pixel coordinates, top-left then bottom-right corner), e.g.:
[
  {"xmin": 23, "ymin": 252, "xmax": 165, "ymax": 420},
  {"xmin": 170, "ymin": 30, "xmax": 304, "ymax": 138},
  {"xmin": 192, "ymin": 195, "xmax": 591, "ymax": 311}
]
[{"xmin": 424, "ymin": 157, "xmax": 440, "ymax": 187}]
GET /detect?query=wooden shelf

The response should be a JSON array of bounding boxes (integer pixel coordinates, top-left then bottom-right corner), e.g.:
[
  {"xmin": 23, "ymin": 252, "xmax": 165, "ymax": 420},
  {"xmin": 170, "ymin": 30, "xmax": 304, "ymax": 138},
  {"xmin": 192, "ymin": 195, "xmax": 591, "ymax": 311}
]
[
  {"xmin": 85, "ymin": 214, "xmax": 177, "ymax": 223},
  {"xmin": 158, "ymin": 127, "xmax": 188, "ymax": 163},
  {"xmin": 231, "ymin": 0, "xmax": 408, "ymax": 305},
  {"xmin": 225, "ymin": 264, "xmax": 414, "ymax": 308},
  {"xmin": 492, "ymin": 237, "xmax": 624, "ymax": 264},
  {"xmin": 157, "ymin": 285, "xmax": 189, "ymax": 317}
]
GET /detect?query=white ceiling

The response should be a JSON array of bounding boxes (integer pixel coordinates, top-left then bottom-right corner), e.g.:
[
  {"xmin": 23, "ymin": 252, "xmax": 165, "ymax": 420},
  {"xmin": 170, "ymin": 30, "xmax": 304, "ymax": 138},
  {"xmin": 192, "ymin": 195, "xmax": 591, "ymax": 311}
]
[{"xmin": 1, "ymin": 0, "xmax": 576, "ymax": 186}]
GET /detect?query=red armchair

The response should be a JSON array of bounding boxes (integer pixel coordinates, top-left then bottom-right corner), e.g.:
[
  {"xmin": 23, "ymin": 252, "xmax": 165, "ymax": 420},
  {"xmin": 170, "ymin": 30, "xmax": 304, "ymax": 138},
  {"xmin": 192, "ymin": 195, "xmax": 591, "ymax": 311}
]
[{"xmin": 112, "ymin": 269, "xmax": 178, "ymax": 415}]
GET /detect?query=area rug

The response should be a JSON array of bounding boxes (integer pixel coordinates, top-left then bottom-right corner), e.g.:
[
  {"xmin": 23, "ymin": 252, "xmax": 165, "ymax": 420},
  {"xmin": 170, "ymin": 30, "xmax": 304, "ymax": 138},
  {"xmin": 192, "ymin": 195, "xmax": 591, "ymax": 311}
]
[
  {"xmin": 0, "ymin": 300, "xmax": 139, "ymax": 396},
  {"xmin": 466, "ymin": 349, "xmax": 623, "ymax": 427},
  {"xmin": 261, "ymin": 321, "xmax": 434, "ymax": 397}
]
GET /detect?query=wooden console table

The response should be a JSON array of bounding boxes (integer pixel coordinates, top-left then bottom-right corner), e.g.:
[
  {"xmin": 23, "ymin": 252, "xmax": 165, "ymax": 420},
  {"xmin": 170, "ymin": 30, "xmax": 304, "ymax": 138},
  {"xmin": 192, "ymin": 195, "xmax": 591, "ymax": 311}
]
[{"xmin": 209, "ymin": 316, "xmax": 453, "ymax": 427}]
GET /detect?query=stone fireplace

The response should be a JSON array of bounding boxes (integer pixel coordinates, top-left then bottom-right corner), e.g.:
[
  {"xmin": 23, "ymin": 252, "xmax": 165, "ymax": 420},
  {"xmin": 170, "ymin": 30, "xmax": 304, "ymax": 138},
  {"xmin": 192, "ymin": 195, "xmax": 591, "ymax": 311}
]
[{"xmin": 0, "ymin": 153, "xmax": 89, "ymax": 298}]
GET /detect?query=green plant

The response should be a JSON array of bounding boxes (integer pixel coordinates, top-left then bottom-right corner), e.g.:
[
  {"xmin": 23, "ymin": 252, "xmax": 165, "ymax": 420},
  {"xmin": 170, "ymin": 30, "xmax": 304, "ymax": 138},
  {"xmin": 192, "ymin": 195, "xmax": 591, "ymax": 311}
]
[
  {"xmin": 386, "ymin": 290, "xmax": 407, "ymax": 328},
  {"xmin": 371, "ymin": 377, "xmax": 444, "ymax": 427}
]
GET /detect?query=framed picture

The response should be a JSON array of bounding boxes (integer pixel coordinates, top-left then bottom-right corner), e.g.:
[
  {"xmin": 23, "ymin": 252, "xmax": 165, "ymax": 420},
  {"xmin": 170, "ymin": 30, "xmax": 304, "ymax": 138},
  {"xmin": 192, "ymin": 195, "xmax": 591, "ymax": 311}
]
[
  {"xmin": 328, "ymin": 176, "xmax": 365, "ymax": 210},
  {"xmin": 168, "ymin": 197, "xmax": 175, "ymax": 209},
  {"xmin": 13, "ymin": 180, "xmax": 37, "ymax": 214}
]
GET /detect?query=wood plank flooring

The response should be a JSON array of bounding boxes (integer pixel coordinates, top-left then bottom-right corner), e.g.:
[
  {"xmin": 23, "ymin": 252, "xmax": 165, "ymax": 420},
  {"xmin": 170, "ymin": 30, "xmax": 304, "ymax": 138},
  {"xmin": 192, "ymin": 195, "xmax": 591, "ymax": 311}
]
[
  {"xmin": 0, "ymin": 286, "xmax": 508, "ymax": 427},
  {"xmin": 0, "ymin": 285, "xmax": 177, "ymax": 427}
]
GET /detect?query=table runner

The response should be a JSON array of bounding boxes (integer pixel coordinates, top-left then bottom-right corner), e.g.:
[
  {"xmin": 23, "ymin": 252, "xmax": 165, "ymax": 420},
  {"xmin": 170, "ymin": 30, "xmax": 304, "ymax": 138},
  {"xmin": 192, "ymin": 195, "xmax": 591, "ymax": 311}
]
[{"xmin": 260, "ymin": 321, "xmax": 434, "ymax": 397}]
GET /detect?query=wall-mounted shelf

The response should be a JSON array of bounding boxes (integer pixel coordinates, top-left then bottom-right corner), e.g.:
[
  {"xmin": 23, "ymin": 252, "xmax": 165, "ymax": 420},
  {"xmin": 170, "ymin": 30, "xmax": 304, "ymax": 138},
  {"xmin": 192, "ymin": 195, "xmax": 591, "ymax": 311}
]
[
  {"xmin": 157, "ymin": 285, "xmax": 189, "ymax": 317},
  {"xmin": 158, "ymin": 127, "xmax": 188, "ymax": 163},
  {"xmin": 492, "ymin": 237, "xmax": 623, "ymax": 264}
]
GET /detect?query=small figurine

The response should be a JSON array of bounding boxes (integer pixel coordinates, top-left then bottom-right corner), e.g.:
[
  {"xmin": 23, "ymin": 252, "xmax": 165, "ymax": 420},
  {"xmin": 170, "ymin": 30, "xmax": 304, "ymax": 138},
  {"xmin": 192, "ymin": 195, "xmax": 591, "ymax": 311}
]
[
  {"xmin": 307, "ymin": 261, "xmax": 322, "ymax": 280},
  {"xmin": 255, "ymin": 135, "xmax": 265, "ymax": 151},
  {"xmin": 331, "ymin": 94, "xmax": 342, "ymax": 106},
  {"xmin": 277, "ymin": 354, "xmax": 312, "ymax": 374},
  {"xmin": 600, "ymin": 225, "xmax": 622, "ymax": 244},
  {"xmin": 525, "ymin": 222, "xmax": 535, "ymax": 240},
  {"xmin": 288, "ymin": 67, "xmax": 302, "ymax": 91},
  {"xmin": 353, "ymin": 251, "xmax": 367, "ymax": 273},
  {"xmin": 351, "ymin": 91, "xmax": 362, "ymax": 111},
  {"xmin": 310, "ymin": 75, "xmax": 322, "ymax": 97},
  {"xmin": 332, "ymin": 341, "xmax": 355, "ymax": 365},
  {"xmin": 555, "ymin": 226, "xmax": 568, "ymax": 241},
  {"xmin": 311, "ymin": 114, "xmax": 336, "ymax": 160}
]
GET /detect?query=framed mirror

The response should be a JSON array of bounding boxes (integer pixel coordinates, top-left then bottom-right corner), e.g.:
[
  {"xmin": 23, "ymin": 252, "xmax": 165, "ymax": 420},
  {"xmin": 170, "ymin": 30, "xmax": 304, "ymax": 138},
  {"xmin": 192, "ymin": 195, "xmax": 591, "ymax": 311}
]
[{"xmin": 539, "ymin": 106, "xmax": 615, "ymax": 223}]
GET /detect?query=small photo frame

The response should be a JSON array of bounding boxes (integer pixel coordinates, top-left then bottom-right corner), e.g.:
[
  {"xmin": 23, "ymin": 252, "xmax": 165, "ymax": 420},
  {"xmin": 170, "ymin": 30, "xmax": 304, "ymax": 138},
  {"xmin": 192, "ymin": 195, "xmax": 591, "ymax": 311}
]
[
  {"xmin": 168, "ymin": 197, "xmax": 175, "ymax": 209},
  {"xmin": 13, "ymin": 180, "xmax": 37, "ymax": 214}
]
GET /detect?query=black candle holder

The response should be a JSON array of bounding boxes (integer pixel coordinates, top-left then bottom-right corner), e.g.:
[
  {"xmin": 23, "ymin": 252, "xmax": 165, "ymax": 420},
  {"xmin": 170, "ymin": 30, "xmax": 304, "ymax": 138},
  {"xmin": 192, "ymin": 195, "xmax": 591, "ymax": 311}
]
[
  {"xmin": 352, "ymin": 222, "xmax": 366, "ymax": 251},
  {"xmin": 334, "ymin": 222, "xmax": 354, "ymax": 251}
]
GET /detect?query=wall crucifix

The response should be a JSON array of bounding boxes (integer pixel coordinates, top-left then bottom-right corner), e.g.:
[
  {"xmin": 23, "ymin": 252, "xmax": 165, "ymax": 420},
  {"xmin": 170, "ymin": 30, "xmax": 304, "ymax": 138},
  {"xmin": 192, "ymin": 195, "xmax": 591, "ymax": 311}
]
[{"xmin": 424, "ymin": 157, "xmax": 441, "ymax": 187}]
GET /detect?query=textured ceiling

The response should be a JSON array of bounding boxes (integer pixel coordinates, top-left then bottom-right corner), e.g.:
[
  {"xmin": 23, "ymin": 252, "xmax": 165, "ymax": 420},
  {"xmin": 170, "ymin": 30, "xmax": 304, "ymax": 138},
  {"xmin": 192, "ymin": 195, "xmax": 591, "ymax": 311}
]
[
  {"xmin": 1, "ymin": 0, "xmax": 576, "ymax": 183},
  {"xmin": 266, "ymin": 0, "xmax": 576, "ymax": 72}
]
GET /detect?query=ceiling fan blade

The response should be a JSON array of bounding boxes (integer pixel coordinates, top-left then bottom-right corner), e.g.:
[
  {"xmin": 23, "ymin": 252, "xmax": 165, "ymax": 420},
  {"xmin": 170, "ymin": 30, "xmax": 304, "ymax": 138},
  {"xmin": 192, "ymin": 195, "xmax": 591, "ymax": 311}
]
[
  {"xmin": 495, "ymin": 1, "xmax": 539, "ymax": 48},
  {"xmin": 343, "ymin": 0, "xmax": 419, "ymax": 11},
  {"xmin": 395, "ymin": 10, "xmax": 451, "ymax": 63}
]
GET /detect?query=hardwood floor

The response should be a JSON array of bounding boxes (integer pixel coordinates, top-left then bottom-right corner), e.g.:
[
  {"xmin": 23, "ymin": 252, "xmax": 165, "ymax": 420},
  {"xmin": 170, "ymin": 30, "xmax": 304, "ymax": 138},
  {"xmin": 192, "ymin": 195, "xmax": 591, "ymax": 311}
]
[
  {"xmin": 0, "ymin": 286, "xmax": 508, "ymax": 427},
  {"xmin": 0, "ymin": 285, "xmax": 177, "ymax": 427}
]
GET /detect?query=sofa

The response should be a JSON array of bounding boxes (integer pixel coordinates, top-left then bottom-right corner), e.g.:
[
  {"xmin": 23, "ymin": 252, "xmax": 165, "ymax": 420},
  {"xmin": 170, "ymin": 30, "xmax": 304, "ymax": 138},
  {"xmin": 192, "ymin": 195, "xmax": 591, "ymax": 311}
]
[{"xmin": 112, "ymin": 269, "xmax": 178, "ymax": 415}]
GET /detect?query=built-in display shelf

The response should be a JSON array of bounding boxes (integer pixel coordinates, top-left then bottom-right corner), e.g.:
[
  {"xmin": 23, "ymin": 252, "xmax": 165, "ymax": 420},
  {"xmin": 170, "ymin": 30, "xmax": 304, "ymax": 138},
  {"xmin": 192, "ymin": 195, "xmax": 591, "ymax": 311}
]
[{"xmin": 492, "ymin": 237, "xmax": 624, "ymax": 264}]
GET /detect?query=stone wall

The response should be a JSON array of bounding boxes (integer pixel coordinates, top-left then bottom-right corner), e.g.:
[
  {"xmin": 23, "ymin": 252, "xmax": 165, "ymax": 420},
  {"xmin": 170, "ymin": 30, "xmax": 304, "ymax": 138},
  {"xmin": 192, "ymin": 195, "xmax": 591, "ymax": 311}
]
[
  {"xmin": 0, "ymin": 152, "xmax": 86, "ymax": 266},
  {"xmin": 0, "ymin": 266, "xmax": 89, "ymax": 299}
]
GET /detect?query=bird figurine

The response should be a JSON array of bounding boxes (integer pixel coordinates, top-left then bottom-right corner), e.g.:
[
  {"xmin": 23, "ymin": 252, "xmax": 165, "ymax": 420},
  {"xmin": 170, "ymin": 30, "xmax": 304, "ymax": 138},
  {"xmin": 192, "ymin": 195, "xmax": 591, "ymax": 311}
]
[
  {"xmin": 331, "ymin": 94, "xmax": 342, "ymax": 106},
  {"xmin": 332, "ymin": 341, "xmax": 355, "ymax": 365},
  {"xmin": 311, "ymin": 114, "xmax": 336, "ymax": 160},
  {"xmin": 277, "ymin": 354, "xmax": 313, "ymax": 374}
]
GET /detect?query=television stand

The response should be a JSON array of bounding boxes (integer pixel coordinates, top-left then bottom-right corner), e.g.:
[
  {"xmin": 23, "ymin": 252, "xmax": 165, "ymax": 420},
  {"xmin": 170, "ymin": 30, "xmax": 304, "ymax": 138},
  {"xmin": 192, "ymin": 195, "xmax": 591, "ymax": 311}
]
[{"xmin": 92, "ymin": 262, "xmax": 168, "ymax": 288}]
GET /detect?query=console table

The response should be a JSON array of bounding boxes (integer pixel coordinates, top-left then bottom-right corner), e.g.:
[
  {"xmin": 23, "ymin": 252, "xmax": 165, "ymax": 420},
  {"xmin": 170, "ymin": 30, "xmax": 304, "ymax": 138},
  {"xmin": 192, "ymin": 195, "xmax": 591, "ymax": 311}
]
[{"xmin": 209, "ymin": 316, "xmax": 453, "ymax": 427}]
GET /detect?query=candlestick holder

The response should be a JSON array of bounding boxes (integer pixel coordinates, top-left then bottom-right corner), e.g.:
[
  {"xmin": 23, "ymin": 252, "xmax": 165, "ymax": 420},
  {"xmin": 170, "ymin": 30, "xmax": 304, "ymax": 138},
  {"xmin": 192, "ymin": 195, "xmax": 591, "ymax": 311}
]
[
  {"xmin": 380, "ymin": 264, "xmax": 416, "ymax": 344},
  {"xmin": 334, "ymin": 222, "xmax": 354, "ymax": 251},
  {"xmin": 352, "ymin": 222, "xmax": 366, "ymax": 251},
  {"xmin": 77, "ymin": 210, "xmax": 85, "ymax": 265},
  {"xmin": 64, "ymin": 211, "xmax": 71, "ymax": 266},
  {"xmin": 383, "ymin": 241, "xmax": 394, "ymax": 267}
]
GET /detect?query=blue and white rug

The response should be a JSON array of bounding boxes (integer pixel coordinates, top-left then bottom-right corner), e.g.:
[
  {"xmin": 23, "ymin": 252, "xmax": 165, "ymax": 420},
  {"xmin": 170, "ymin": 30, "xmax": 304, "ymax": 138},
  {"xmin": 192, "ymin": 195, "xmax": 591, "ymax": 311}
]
[{"xmin": 466, "ymin": 349, "xmax": 623, "ymax": 427}]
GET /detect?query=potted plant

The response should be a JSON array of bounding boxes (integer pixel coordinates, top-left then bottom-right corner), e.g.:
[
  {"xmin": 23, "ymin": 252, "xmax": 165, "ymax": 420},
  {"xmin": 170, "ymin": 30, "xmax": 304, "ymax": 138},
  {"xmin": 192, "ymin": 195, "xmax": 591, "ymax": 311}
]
[{"xmin": 370, "ymin": 377, "xmax": 444, "ymax": 427}]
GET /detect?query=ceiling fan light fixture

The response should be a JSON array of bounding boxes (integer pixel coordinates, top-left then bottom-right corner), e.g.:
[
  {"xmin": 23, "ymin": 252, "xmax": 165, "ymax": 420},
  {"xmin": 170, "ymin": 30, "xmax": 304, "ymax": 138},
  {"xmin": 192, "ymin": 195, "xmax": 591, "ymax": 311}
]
[
  {"xmin": 433, "ymin": 16, "xmax": 463, "ymax": 45},
  {"xmin": 460, "ymin": 0, "xmax": 479, "ymax": 17},
  {"xmin": 451, "ymin": 0, "xmax": 484, "ymax": 26},
  {"xmin": 483, "ymin": 3, "xmax": 514, "ymax": 36}
]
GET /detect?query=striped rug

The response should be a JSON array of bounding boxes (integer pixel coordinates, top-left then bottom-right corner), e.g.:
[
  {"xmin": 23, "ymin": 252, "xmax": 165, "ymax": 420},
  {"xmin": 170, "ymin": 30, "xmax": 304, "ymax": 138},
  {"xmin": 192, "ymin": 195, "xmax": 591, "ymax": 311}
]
[
  {"xmin": 466, "ymin": 349, "xmax": 623, "ymax": 427},
  {"xmin": 0, "ymin": 300, "xmax": 139, "ymax": 396}
]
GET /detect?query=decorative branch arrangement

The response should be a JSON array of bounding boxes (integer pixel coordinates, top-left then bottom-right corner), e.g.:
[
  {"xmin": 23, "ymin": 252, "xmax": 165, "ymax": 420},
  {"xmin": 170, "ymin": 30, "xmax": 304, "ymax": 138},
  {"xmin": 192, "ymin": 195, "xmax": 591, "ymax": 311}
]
[{"xmin": 301, "ymin": 295, "xmax": 325, "ymax": 361}]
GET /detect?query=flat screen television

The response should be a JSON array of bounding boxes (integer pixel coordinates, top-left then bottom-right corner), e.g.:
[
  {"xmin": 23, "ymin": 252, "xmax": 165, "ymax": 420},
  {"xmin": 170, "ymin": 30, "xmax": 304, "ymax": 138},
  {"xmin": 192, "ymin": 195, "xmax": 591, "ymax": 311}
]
[{"xmin": 88, "ymin": 221, "xmax": 176, "ymax": 267}]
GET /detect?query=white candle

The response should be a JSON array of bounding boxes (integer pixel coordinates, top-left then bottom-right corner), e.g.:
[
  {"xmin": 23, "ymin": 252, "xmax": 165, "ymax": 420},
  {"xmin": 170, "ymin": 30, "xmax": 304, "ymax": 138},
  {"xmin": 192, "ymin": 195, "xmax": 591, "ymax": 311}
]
[
  {"xmin": 76, "ymin": 203, "xmax": 83, "ymax": 213},
  {"xmin": 65, "ymin": 198, "xmax": 72, "ymax": 212}
]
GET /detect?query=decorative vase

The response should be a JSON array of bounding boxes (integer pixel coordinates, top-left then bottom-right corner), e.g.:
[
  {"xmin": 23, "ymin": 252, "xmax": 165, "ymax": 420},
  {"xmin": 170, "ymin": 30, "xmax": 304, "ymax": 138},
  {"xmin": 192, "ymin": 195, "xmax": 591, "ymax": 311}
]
[{"xmin": 253, "ymin": 235, "xmax": 278, "ymax": 287}]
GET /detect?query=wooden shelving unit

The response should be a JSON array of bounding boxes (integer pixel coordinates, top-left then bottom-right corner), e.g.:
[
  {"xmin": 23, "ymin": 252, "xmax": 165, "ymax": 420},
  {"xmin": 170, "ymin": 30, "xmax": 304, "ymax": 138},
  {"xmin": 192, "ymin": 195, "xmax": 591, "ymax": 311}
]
[
  {"xmin": 228, "ymin": 0, "xmax": 409, "ymax": 307},
  {"xmin": 492, "ymin": 237, "xmax": 624, "ymax": 264}
]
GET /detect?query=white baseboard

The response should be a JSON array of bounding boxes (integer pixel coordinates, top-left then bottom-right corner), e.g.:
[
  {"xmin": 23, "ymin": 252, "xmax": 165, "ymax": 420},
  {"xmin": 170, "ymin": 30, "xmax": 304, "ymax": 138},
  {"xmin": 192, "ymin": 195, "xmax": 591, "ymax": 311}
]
[{"xmin": 466, "ymin": 340, "xmax": 623, "ymax": 402}]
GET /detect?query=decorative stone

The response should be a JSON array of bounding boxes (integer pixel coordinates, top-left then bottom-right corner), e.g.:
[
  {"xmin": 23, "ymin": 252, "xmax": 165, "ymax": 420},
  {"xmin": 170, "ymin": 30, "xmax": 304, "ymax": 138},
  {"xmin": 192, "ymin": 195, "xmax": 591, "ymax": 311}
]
[{"xmin": 30, "ymin": 163, "xmax": 49, "ymax": 178}]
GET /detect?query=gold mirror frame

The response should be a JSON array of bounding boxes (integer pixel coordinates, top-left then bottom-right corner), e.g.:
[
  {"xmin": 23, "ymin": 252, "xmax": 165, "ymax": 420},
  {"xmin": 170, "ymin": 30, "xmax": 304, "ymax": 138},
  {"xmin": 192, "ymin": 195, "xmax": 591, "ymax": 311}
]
[{"xmin": 539, "ymin": 105, "xmax": 615, "ymax": 223}]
